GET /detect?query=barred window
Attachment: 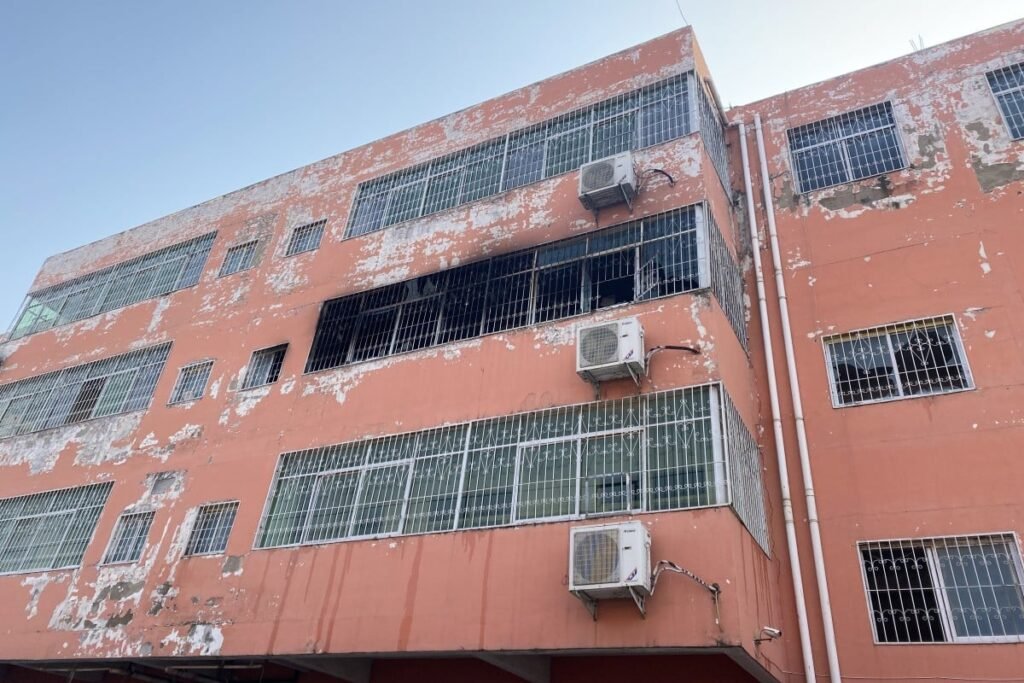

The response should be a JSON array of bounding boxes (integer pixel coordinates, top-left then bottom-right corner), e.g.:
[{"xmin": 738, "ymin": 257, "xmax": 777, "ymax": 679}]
[
  {"xmin": 242, "ymin": 345, "xmax": 287, "ymax": 389},
  {"xmin": 824, "ymin": 315, "xmax": 972, "ymax": 407},
  {"xmin": 168, "ymin": 360, "xmax": 213, "ymax": 404},
  {"xmin": 988, "ymin": 62, "xmax": 1024, "ymax": 140},
  {"xmin": 103, "ymin": 511, "xmax": 155, "ymax": 564},
  {"xmin": 0, "ymin": 483, "xmax": 113, "ymax": 575},
  {"xmin": 219, "ymin": 241, "xmax": 259, "ymax": 277},
  {"xmin": 185, "ymin": 502, "xmax": 239, "ymax": 556},
  {"xmin": 255, "ymin": 383, "xmax": 769, "ymax": 552},
  {"xmin": 9, "ymin": 233, "xmax": 215, "ymax": 340},
  {"xmin": 346, "ymin": 73, "xmax": 694, "ymax": 238},
  {"xmin": 285, "ymin": 220, "xmax": 326, "ymax": 256},
  {"xmin": 860, "ymin": 535, "xmax": 1024, "ymax": 643},
  {"xmin": 0, "ymin": 343, "xmax": 171, "ymax": 440},
  {"xmin": 309, "ymin": 206, "xmax": 721, "ymax": 373},
  {"xmin": 788, "ymin": 102, "xmax": 906, "ymax": 193}
]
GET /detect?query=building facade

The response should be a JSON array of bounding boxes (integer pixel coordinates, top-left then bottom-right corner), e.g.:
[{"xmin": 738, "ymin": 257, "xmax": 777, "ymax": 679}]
[{"xmin": 0, "ymin": 17, "xmax": 1022, "ymax": 683}]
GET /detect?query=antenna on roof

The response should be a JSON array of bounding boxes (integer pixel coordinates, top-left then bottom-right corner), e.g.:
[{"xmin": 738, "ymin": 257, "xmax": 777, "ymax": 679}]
[
  {"xmin": 909, "ymin": 34, "xmax": 926, "ymax": 51},
  {"xmin": 673, "ymin": 0, "xmax": 690, "ymax": 27}
]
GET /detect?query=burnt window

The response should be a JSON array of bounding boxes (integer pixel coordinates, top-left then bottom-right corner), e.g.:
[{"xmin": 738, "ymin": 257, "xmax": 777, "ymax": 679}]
[{"xmin": 242, "ymin": 345, "xmax": 287, "ymax": 389}]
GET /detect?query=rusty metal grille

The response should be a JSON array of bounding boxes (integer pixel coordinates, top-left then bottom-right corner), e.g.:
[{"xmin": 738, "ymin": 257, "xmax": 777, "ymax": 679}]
[
  {"xmin": 255, "ymin": 383, "xmax": 765, "ymax": 549},
  {"xmin": 788, "ymin": 102, "xmax": 906, "ymax": 193},
  {"xmin": 988, "ymin": 62, "xmax": 1024, "ymax": 140},
  {"xmin": 307, "ymin": 206, "xmax": 706, "ymax": 373},
  {"xmin": 168, "ymin": 359, "xmax": 213, "ymax": 404},
  {"xmin": 242, "ymin": 345, "xmax": 287, "ymax": 389},
  {"xmin": 218, "ymin": 240, "xmax": 259, "ymax": 277},
  {"xmin": 346, "ymin": 73, "xmax": 693, "ymax": 238},
  {"xmin": 185, "ymin": 501, "xmax": 239, "ymax": 556},
  {"xmin": 285, "ymin": 219, "xmax": 327, "ymax": 256},
  {"xmin": 0, "ymin": 482, "xmax": 113, "ymax": 575},
  {"xmin": 9, "ymin": 233, "xmax": 215, "ymax": 340},
  {"xmin": 0, "ymin": 343, "xmax": 171, "ymax": 439},
  {"xmin": 824, "ymin": 315, "xmax": 972, "ymax": 407},
  {"xmin": 859, "ymin": 534, "xmax": 1024, "ymax": 643},
  {"xmin": 102, "ymin": 510, "xmax": 155, "ymax": 565}
]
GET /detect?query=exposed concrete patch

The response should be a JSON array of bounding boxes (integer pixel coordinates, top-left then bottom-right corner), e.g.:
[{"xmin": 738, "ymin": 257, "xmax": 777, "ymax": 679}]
[
  {"xmin": 160, "ymin": 623, "xmax": 225, "ymax": 656},
  {"xmin": 0, "ymin": 411, "xmax": 144, "ymax": 474},
  {"xmin": 221, "ymin": 556, "xmax": 244, "ymax": 576},
  {"xmin": 971, "ymin": 158, "xmax": 1024, "ymax": 193}
]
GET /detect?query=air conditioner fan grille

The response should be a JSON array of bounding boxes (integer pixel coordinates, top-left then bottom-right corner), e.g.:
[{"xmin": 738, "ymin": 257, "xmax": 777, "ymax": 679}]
[
  {"xmin": 580, "ymin": 325, "xmax": 620, "ymax": 366},
  {"xmin": 573, "ymin": 529, "xmax": 620, "ymax": 585},
  {"xmin": 582, "ymin": 161, "xmax": 616, "ymax": 191}
]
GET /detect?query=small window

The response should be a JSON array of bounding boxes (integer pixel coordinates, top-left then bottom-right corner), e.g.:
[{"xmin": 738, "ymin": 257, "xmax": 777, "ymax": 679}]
[
  {"xmin": 285, "ymin": 220, "xmax": 326, "ymax": 256},
  {"xmin": 824, "ymin": 315, "xmax": 972, "ymax": 407},
  {"xmin": 103, "ymin": 511, "xmax": 155, "ymax": 564},
  {"xmin": 169, "ymin": 360, "xmax": 213, "ymax": 404},
  {"xmin": 788, "ymin": 102, "xmax": 906, "ymax": 193},
  {"xmin": 241, "ymin": 345, "xmax": 287, "ymax": 389},
  {"xmin": 219, "ymin": 241, "xmax": 259, "ymax": 277},
  {"xmin": 185, "ymin": 501, "xmax": 239, "ymax": 556},
  {"xmin": 860, "ymin": 534, "xmax": 1024, "ymax": 643},
  {"xmin": 987, "ymin": 62, "xmax": 1024, "ymax": 140}
]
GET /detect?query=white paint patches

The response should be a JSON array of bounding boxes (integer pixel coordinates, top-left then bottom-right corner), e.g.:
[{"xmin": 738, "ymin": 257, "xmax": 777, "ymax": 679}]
[
  {"xmin": 985, "ymin": 330, "xmax": 996, "ymax": 339},
  {"xmin": 22, "ymin": 573, "xmax": 65, "ymax": 620},
  {"xmin": 979, "ymin": 241, "xmax": 992, "ymax": 275},
  {"xmin": 161, "ymin": 623, "xmax": 224, "ymax": 656},
  {"xmin": 0, "ymin": 412, "xmax": 144, "ymax": 474},
  {"xmin": 279, "ymin": 377, "xmax": 296, "ymax": 394},
  {"xmin": 147, "ymin": 297, "xmax": 172, "ymax": 335},
  {"xmin": 209, "ymin": 377, "xmax": 222, "ymax": 399},
  {"xmin": 963, "ymin": 306, "xmax": 986, "ymax": 321},
  {"xmin": 266, "ymin": 255, "xmax": 308, "ymax": 295}
]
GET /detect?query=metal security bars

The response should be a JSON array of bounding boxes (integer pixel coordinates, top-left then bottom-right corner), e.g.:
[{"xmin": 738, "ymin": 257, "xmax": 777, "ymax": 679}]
[
  {"xmin": 9, "ymin": 233, "xmax": 215, "ymax": 340},
  {"xmin": 242, "ymin": 345, "xmax": 287, "ymax": 389},
  {"xmin": 823, "ymin": 315, "xmax": 972, "ymax": 407},
  {"xmin": 285, "ymin": 220, "xmax": 327, "ymax": 256},
  {"xmin": 0, "ymin": 482, "xmax": 113, "ymax": 575},
  {"xmin": 988, "ymin": 62, "xmax": 1024, "ymax": 140},
  {"xmin": 696, "ymin": 78, "xmax": 730, "ymax": 189},
  {"xmin": 0, "ymin": 343, "xmax": 172, "ymax": 440},
  {"xmin": 787, "ymin": 102, "xmax": 906, "ymax": 193},
  {"xmin": 168, "ymin": 360, "xmax": 214, "ymax": 404},
  {"xmin": 859, "ymin": 534, "xmax": 1024, "ymax": 643},
  {"xmin": 346, "ymin": 73, "xmax": 694, "ymax": 238},
  {"xmin": 707, "ymin": 210, "xmax": 747, "ymax": 350},
  {"xmin": 721, "ymin": 390, "xmax": 769, "ymax": 552},
  {"xmin": 255, "ymin": 384, "xmax": 768, "ymax": 551},
  {"xmin": 185, "ymin": 501, "xmax": 239, "ymax": 556},
  {"xmin": 219, "ymin": 241, "xmax": 260, "ymax": 277},
  {"xmin": 103, "ymin": 511, "xmax": 155, "ymax": 564},
  {"xmin": 309, "ymin": 205, "xmax": 745, "ymax": 372}
]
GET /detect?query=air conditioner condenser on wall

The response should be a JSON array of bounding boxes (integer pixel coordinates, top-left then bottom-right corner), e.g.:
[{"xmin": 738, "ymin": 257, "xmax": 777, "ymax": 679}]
[
  {"xmin": 578, "ymin": 151, "xmax": 637, "ymax": 211},
  {"xmin": 576, "ymin": 317, "xmax": 645, "ymax": 383}
]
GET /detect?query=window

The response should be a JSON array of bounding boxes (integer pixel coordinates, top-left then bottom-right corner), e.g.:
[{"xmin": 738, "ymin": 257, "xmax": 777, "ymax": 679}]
[
  {"xmin": 219, "ymin": 241, "xmax": 259, "ymax": 277},
  {"xmin": 788, "ymin": 102, "xmax": 906, "ymax": 193},
  {"xmin": 824, "ymin": 315, "xmax": 972, "ymax": 407},
  {"xmin": 168, "ymin": 360, "xmax": 213, "ymax": 404},
  {"xmin": 255, "ymin": 383, "xmax": 769, "ymax": 553},
  {"xmin": 308, "ymin": 206, "xmax": 716, "ymax": 373},
  {"xmin": 0, "ymin": 343, "xmax": 171, "ymax": 440},
  {"xmin": 103, "ymin": 511, "xmax": 155, "ymax": 564},
  {"xmin": 9, "ymin": 233, "xmax": 215, "ymax": 340},
  {"xmin": 185, "ymin": 501, "xmax": 239, "ymax": 556},
  {"xmin": 0, "ymin": 483, "xmax": 113, "ymax": 575},
  {"xmin": 285, "ymin": 220, "xmax": 326, "ymax": 256},
  {"xmin": 242, "ymin": 345, "xmax": 287, "ymax": 389},
  {"xmin": 346, "ymin": 73, "xmax": 694, "ymax": 238},
  {"xmin": 860, "ymin": 534, "xmax": 1024, "ymax": 643},
  {"xmin": 988, "ymin": 62, "xmax": 1024, "ymax": 140}
]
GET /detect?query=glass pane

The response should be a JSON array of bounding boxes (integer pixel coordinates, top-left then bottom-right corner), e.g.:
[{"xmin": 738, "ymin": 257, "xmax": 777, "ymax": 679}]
[
  {"xmin": 793, "ymin": 142, "xmax": 848, "ymax": 192},
  {"xmin": 303, "ymin": 473, "xmax": 360, "ymax": 543},
  {"xmin": 404, "ymin": 454, "xmax": 462, "ymax": 534},
  {"xmin": 937, "ymin": 540, "xmax": 1024, "ymax": 639},
  {"xmin": 645, "ymin": 416, "xmax": 717, "ymax": 510},
  {"xmin": 891, "ymin": 324, "xmax": 969, "ymax": 397},
  {"xmin": 351, "ymin": 465, "xmax": 410, "ymax": 537},
  {"xmin": 516, "ymin": 441, "xmax": 577, "ymax": 521},
  {"xmin": 459, "ymin": 446, "xmax": 515, "ymax": 529},
  {"xmin": 828, "ymin": 336, "xmax": 898, "ymax": 405},
  {"xmin": 580, "ymin": 433, "xmax": 641, "ymax": 514},
  {"xmin": 259, "ymin": 476, "xmax": 317, "ymax": 547}
]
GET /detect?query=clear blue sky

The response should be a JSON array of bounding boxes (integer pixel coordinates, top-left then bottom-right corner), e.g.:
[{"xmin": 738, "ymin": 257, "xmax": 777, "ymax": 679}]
[{"xmin": 1, "ymin": 1, "xmax": 1020, "ymax": 328}]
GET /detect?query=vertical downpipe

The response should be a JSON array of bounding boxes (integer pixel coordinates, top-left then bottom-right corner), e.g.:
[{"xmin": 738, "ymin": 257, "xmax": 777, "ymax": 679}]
[
  {"xmin": 753, "ymin": 113, "xmax": 842, "ymax": 683},
  {"xmin": 738, "ymin": 122, "xmax": 816, "ymax": 683}
]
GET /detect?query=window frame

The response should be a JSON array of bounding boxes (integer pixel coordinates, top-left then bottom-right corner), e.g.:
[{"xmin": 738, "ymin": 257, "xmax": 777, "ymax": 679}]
[
  {"xmin": 168, "ymin": 359, "xmax": 214, "ymax": 405},
  {"xmin": 858, "ymin": 533, "xmax": 1024, "ymax": 645},
  {"xmin": 786, "ymin": 101, "xmax": 908, "ymax": 194},
  {"xmin": 218, "ymin": 240, "xmax": 260, "ymax": 278},
  {"xmin": 184, "ymin": 501, "xmax": 240, "ymax": 557},
  {"xmin": 284, "ymin": 220, "xmax": 327, "ymax": 257},
  {"xmin": 986, "ymin": 62, "xmax": 1024, "ymax": 141},
  {"xmin": 101, "ymin": 510, "xmax": 156, "ymax": 566},
  {"xmin": 821, "ymin": 314, "xmax": 974, "ymax": 408},
  {"xmin": 240, "ymin": 345, "xmax": 288, "ymax": 390}
]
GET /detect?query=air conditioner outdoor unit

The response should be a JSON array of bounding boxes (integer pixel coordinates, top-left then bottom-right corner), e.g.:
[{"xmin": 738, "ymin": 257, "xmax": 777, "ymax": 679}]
[
  {"xmin": 570, "ymin": 521, "xmax": 651, "ymax": 615},
  {"xmin": 578, "ymin": 151, "xmax": 637, "ymax": 211},
  {"xmin": 576, "ymin": 317, "xmax": 644, "ymax": 383}
]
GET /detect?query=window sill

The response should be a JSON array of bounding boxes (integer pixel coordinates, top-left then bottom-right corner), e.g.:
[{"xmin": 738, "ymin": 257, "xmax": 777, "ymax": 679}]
[{"xmin": 831, "ymin": 384, "xmax": 975, "ymax": 409}]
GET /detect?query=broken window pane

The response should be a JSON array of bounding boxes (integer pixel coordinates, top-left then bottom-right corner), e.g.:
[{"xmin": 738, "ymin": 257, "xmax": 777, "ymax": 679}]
[{"xmin": 588, "ymin": 249, "xmax": 636, "ymax": 310}]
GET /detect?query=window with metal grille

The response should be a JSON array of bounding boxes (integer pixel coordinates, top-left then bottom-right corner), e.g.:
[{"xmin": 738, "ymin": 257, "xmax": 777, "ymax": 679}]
[
  {"xmin": 242, "ymin": 345, "xmax": 287, "ymax": 389},
  {"xmin": 824, "ymin": 315, "xmax": 972, "ymax": 407},
  {"xmin": 787, "ymin": 102, "xmax": 906, "ymax": 193},
  {"xmin": 0, "ymin": 343, "xmax": 171, "ymax": 440},
  {"xmin": 860, "ymin": 534, "xmax": 1024, "ymax": 643},
  {"xmin": 218, "ymin": 241, "xmax": 259, "ymax": 277},
  {"xmin": 168, "ymin": 360, "xmax": 213, "ymax": 404},
  {"xmin": 285, "ymin": 220, "xmax": 327, "ymax": 256},
  {"xmin": 255, "ymin": 383, "xmax": 769, "ymax": 552},
  {"xmin": 0, "ymin": 482, "xmax": 113, "ymax": 575},
  {"xmin": 346, "ymin": 73, "xmax": 695, "ymax": 238},
  {"xmin": 9, "ymin": 233, "xmax": 215, "ymax": 340},
  {"xmin": 185, "ymin": 501, "xmax": 239, "ymax": 556},
  {"xmin": 102, "ymin": 510, "xmax": 155, "ymax": 564},
  {"xmin": 309, "ymin": 205, "xmax": 743, "ymax": 373},
  {"xmin": 988, "ymin": 62, "xmax": 1024, "ymax": 140}
]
